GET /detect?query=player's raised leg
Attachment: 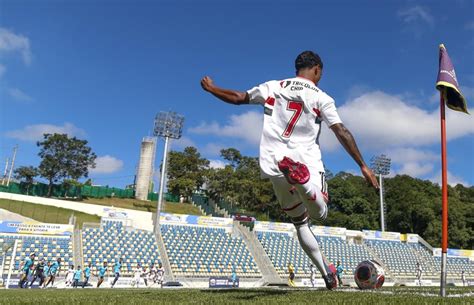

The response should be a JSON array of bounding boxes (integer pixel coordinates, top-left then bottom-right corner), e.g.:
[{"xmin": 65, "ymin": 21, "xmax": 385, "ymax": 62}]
[{"xmin": 272, "ymin": 176, "xmax": 336, "ymax": 289}]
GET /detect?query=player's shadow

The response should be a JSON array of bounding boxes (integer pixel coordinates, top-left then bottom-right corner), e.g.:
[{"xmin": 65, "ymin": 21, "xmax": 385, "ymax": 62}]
[{"xmin": 201, "ymin": 289, "xmax": 289, "ymax": 301}]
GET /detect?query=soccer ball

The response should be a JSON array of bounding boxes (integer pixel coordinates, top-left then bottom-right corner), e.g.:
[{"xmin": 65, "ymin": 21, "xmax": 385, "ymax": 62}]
[{"xmin": 354, "ymin": 260, "xmax": 385, "ymax": 289}]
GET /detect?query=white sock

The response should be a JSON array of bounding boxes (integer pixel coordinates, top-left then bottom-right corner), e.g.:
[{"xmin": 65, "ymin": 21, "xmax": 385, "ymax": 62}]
[
  {"xmin": 296, "ymin": 223, "xmax": 328, "ymax": 277},
  {"xmin": 294, "ymin": 176, "xmax": 328, "ymax": 220}
]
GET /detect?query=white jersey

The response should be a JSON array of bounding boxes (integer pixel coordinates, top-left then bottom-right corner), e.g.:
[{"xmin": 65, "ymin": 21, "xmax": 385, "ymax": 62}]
[
  {"xmin": 310, "ymin": 266, "xmax": 317, "ymax": 279},
  {"xmin": 247, "ymin": 76, "xmax": 342, "ymax": 177},
  {"xmin": 133, "ymin": 267, "xmax": 143, "ymax": 279}
]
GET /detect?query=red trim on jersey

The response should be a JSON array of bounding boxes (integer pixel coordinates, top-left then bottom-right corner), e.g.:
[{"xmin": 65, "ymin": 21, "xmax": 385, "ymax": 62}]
[
  {"xmin": 265, "ymin": 97, "xmax": 275, "ymax": 106},
  {"xmin": 313, "ymin": 108, "xmax": 321, "ymax": 117},
  {"xmin": 282, "ymin": 202, "xmax": 303, "ymax": 211}
]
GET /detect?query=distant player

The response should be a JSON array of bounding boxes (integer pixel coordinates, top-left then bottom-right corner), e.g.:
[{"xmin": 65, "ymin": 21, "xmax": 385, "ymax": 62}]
[
  {"xmin": 41, "ymin": 261, "xmax": 51, "ymax": 288},
  {"xmin": 201, "ymin": 50, "xmax": 379, "ymax": 290},
  {"xmin": 309, "ymin": 264, "xmax": 317, "ymax": 288},
  {"xmin": 131, "ymin": 264, "xmax": 143, "ymax": 288},
  {"xmin": 461, "ymin": 270, "xmax": 467, "ymax": 287},
  {"xmin": 65, "ymin": 265, "xmax": 75, "ymax": 287},
  {"xmin": 110, "ymin": 258, "xmax": 123, "ymax": 288},
  {"xmin": 44, "ymin": 257, "xmax": 61, "ymax": 288},
  {"xmin": 143, "ymin": 264, "xmax": 153, "ymax": 286},
  {"xmin": 156, "ymin": 263, "xmax": 164, "ymax": 288},
  {"xmin": 29, "ymin": 258, "xmax": 46, "ymax": 288},
  {"xmin": 416, "ymin": 262, "xmax": 422, "ymax": 286},
  {"xmin": 288, "ymin": 263, "xmax": 296, "ymax": 287},
  {"xmin": 96, "ymin": 261, "xmax": 108, "ymax": 288},
  {"xmin": 231, "ymin": 269, "xmax": 237, "ymax": 288},
  {"xmin": 336, "ymin": 261, "xmax": 343, "ymax": 287},
  {"xmin": 72, "ymin": 266, "xmax": 82, "ymax": 288},
  {"xmin": 18, "ymin": 253, "xmax": 35, "ymax": 288},
  {"xmin": 82, "ymin": 263, "xmax": 91, "ymax": 288}
]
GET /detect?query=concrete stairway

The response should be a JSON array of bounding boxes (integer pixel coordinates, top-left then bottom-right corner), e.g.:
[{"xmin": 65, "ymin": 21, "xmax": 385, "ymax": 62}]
[
  {"xmin": 154, "ymin": 227, "xmax": 174, "ymax": 281},
  {"xmin": 233, "ymin": 221, "xmax": 284, "ymax": 285},
  {"xmin": 72, "ymin": 229, "xmax": 84, "ymax": 268},
  {"xmin": 362, "ymin": 242, "xmax": 397, "ymax": 283}
]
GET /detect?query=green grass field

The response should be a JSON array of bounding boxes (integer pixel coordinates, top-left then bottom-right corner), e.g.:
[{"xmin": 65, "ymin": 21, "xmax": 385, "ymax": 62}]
[
  {"xmin": 80, "ymin": 197, "xmax": 204, "ymax": 215},
  {"xmin": 0, "ymin": 287, "xmax": 472, "ymax": 305},
  {"xmin": 0, "ymin": 199, "xmax": 101, "ymax": 228}
]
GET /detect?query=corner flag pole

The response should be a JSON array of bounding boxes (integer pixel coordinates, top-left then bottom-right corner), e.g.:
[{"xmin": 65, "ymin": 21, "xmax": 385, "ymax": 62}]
[
  {"xmin": 435, "ymin": 43, "xmax": 469, "ymax": 297},
  {"xmin": 439, "ymin": 92, "xmax": 448, "ymax": 297}
]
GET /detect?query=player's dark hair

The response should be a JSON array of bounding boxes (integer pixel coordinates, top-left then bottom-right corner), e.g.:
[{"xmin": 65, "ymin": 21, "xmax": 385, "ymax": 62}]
[{"xmin": 295, "ymin": 51, "xmax": 323, "ymax": 73}]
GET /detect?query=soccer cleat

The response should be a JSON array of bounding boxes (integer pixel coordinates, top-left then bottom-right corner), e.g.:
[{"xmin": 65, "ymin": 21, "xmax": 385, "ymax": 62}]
[
  {"xmin": 323, "ymin": 273, "xmax": 338, "ymax": 290},
  {"xmin": 278, "ymin": 157, "xmax": 310, "ymax": 185},
  {"xmin": 322, "ymin": 263, "xmax": 338, "ymax": 290}
]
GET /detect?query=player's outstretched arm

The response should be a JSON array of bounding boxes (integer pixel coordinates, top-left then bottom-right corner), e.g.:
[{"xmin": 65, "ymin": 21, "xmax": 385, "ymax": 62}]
[
  {"xmin": 330, "ymin": 123, "xmax": 379, "ymax": 189},
  {"xmin": 201, "ymin": 76, "xmax": 250, "ymax": 105}
]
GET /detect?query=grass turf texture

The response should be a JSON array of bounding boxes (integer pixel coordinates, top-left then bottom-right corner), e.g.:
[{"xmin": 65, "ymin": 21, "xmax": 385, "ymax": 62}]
[
  {"xmin": 0, "ymin": 199, "xmax": 100, "ymax": 228},
  {"xmin": 0, "ymin": 288, "xmax": 472, "ymax": 305},
  {"xmin": 81, "ymin": 197, "xmax": 204, "ymax": 215}
]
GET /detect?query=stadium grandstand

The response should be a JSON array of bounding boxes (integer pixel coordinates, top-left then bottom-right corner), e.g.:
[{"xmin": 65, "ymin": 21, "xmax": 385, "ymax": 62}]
[
  {"xmin": 82, "ymin": 219, "xmax": 161, "ymax": 277},
  {"xmin": 0, "ymin": 195, "xmax": 473, "ymax": 289}
]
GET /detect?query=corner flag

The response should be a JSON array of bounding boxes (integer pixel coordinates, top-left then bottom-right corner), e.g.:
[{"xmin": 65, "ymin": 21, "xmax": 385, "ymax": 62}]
[
  {"xmin": 436, "ymin": 44, "xmax": 469, "ymax": 114},
  {"xmin": 436, "ymin": 44, "xmax": 469, "ymax": 297}
]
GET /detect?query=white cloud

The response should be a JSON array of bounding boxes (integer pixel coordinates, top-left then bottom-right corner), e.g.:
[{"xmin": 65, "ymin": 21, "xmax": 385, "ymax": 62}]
[
  {"xmin": 7, "ymin": 87, "xmax": 33, "ymax": 103},
  {"xmin": 336, "ymin": 91, "xmax": 474, "ymax": 150},
  {"xmin": 397, "ymin": 6, "xmax": 434, "ymax": 27},
  {"xmin": 89, "ymin": 155, "xmax": 123, "ymax": 174},
  {"xmin": 209, "ymin": 159, "xmax": 226, "ymax": 169},
  {"xmin": 0, "ymin": 27, "xmax": 32, "ymax": 65},
  {"xmin": 0, "ymin": 64, "xmax": 5, "ymax": 77},
  {"xmin": 5, "ymin": 123, "xmax": 86, "ymax": 142},
  {"xmin": 389, "ymin": 148, "xmax": 438, "ymax": 164},
  {"xmin": 202, "ymin": 143, "xmax": 226, "ymax": 156},
  {"xmin": 466, "ymin": 21, "xmax": 474, "ymax": 30},
  {"xmin": 189, "ymin": 111, "xmax": 262, "ymax": 145},
  {"xmin": 398, "ymin": 162, "xmax": 434, "ymax": 177},
  {"xmin": 430, "ymin": 170, "xmax": 469, "ymax": 187},
  {"xmin": 172, "ymin": 136, "xmax": 196, "ymax": 150}
]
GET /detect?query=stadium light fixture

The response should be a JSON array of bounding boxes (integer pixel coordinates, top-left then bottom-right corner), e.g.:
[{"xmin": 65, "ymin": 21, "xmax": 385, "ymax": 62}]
[
  {"xmin": 153, "ymin": 111, "xmax": 185, "ymax": 233},
  {"xmin": 370, "ymin": 154, "xmax": 391, "ymax": 232}
]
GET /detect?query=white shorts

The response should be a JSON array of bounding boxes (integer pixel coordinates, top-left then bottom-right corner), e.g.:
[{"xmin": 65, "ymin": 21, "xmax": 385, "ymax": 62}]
[{"xmin": 271, "ymin": 170, "xmax": 327, "ymax": 220}]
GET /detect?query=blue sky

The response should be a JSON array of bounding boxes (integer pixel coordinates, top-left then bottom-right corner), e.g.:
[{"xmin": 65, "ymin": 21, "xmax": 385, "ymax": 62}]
[{"xmin": 1, "ymin": 0, "xmax": 473, "ymax": 189}]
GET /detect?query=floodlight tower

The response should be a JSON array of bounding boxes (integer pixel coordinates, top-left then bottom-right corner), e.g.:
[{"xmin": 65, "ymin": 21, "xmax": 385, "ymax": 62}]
[
  {"xmin": 153, "ymin": 111, "xmax": 184, "ymax": 232},
  {"xmin": 370, "ymin": 154, "xmax": 391, "ymax": 232}
]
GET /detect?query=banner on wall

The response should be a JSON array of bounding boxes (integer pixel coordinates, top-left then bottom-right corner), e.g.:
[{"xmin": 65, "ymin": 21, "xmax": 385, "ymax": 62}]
[
  {"xmin": 0, "ymin": 221, "xmax": 73, "ymax": 236},
  {"xmin": 102, "ymin": 208, "xmax": 128, "ymax": 219},
  {"xmin": 254, "ymin": 221, "xmax": 294, "ymax": 234},
  {"xmin": 363, "ymin": 230, "xmax": 400, "ymax": 241},
  {"xmin": 406, "ymin": 234, "xmax": 419, "ymax": 243},
  {"xmin": 312, "ymin": 226, "xmax": 346, "ymax": 237},
  {"xmin": 159, "ymin": 213, "xmax": 233, "ymax": 228},
  {"xmin": 433, "ymin": 248, "xmax": 473, "ymax": 259}
]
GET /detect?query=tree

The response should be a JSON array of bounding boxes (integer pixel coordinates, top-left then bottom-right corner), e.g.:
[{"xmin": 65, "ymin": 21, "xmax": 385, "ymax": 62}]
[
  {"xmin": 37, "ymin": 133, "xmax": 96, "ymax": 197},
  {"xmin": 13, "ymin": 166, "xmax": 39, "ymax": 195},
  {"xmin": 166, "ymin": 147, "xmax": 209, "ymax": 199}
]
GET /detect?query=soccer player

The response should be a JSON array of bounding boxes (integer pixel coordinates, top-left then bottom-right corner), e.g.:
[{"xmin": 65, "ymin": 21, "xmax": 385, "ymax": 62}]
[
  {"xmin": 288, "ymin": 263, "xmax": 296, "ymax": 287},
  {"xmin": 336, "ymin": 261, "xmax": 344, "ymax": 287},
  {"xmin": 41, "ymin": 261, "xmax": 51, "ymax": 288},
  {"xmin": 110, "ymin": 258, "xmax": 122, "ymax": 288},
  {"xmin": 416, "ymin": 262, "xmax": 422, "ymax": 286},
  {"xmin": 132, "ymin": 264, "xmax": 143, "ymax": 288},
  {"xmin": 201, "ymin": 50, "xmax": 379, "ymax": 290},
  {"xmin": 156, "ymin": 263, "xmax": 164, "ymax": 288},
  {"xmin": 231, "ymin": 269, "xmax": 237, "ymax": 288},
  {"xmin": 144, "ymin": 264, "xmax": 153, "ymax": 287},
  {"xmin": 96, "ymin": 261, "xmax": 108, "ymax": 288},
  {"xmin": 461, "ymin": 270, "xmax": 467, "ymax": 287},
  {"xmin": 72, "ymin": 265, "xmax": 82, "ymax": 288},
  {"xmin": 18, "ymin": 253, "xmax": 35, "ymax": 288},
  {"xmin": 44, "ymin": 257, "xmax": 61, "ymax": 288},
  {"xmin": 82, "ymin": 263, "xmax": 91, "ymax": 288},
  {"xmin": 65, "ymin": 264, "xmax": 75, "ymax": 287},
  {"xmin": 309, "ymin": 264, "xmax": 317, "ymax": 288},
  {"xmin": 29, "ymin": 258, "xmax": 46, "ymax": 288}
]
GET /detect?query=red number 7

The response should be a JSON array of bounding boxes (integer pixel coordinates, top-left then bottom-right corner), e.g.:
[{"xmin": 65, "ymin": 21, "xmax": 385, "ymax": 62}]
[{"xmin": 282, "ymin": 101, "xmax": 303, "ymax": 138}]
